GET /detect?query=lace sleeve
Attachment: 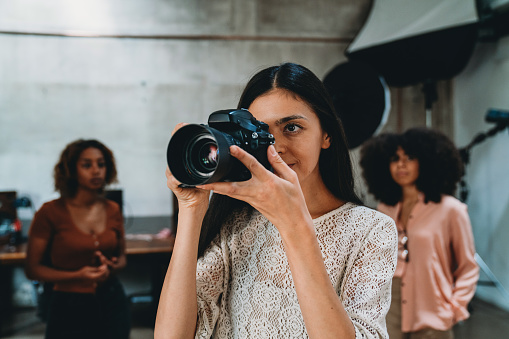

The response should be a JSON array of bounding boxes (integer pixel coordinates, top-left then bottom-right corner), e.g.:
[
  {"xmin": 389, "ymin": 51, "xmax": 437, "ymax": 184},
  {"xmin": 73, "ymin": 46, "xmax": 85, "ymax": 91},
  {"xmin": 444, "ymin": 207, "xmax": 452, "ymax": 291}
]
[
  {"xmin": 342, "ymin": 213, "xmax": 398, "ymax": 339},
  {"xmin": 195, "ymin": 233, "xmax": 228, "ymax": 339}
]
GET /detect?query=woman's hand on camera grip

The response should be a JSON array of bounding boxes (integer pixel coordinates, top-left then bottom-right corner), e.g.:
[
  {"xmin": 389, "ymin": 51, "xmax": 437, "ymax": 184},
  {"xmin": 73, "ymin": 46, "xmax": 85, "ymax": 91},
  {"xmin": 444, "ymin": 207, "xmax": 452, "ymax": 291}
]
[{"xmin": 197, "ymin": 145, "xmax": 310, "ymax": 233}]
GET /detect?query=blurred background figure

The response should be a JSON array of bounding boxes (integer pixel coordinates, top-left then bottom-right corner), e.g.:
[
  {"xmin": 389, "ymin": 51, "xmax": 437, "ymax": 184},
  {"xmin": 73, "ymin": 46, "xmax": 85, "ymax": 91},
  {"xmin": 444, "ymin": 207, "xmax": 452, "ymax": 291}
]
[
  {"xmin": 25, "ymin": 139, "xmax": 130, "ymax": 339},
  {"xmin": 360, "ymin": 127, "xmax": 479, "ymax": 339}
]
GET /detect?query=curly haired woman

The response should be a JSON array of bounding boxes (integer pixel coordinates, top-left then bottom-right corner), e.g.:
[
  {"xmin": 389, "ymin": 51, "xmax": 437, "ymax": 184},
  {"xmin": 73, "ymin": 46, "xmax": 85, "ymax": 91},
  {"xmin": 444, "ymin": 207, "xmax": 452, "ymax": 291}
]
[
  {"xmin": 25, "ymin": 139, "xmax": 130, "ymax": 339},
  {"xmin": 360, "ymin": 127, "xmax": 479, "ymax": 339}
]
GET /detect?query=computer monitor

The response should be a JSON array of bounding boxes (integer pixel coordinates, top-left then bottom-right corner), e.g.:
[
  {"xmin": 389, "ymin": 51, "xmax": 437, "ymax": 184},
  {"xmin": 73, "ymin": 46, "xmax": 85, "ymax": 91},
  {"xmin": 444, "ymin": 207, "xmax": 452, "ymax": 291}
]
[
  {"xmin": 105, "ymin": 189, "xmax": 123, "ymax": 215},
  {"xmin": 0, "ymin": 191, "xmax": 17, "ymax": 222}
]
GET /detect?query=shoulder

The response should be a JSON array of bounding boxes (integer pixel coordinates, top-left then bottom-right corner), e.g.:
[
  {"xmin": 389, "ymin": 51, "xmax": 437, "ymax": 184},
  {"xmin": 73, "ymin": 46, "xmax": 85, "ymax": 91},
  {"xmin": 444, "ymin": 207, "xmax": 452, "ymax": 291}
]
[
  {"xmin": 30, "ymin": 199, "xmax": 64, "ymax": 236},
  {"xmin": 351, "ymin": 205, "xmax": 397, "ymax": 247},
  {"xmin": 376, "ymin": 202, "xmax": 398, "ymax": 218},
  {"xmin": 324, "ymin": 205, "xmax": 397, "ymax": 263},
  {"xmin": 439, "ymin": 195, "xmax": 467, "ymax": 209},
  {"xmin": 318, "ymin": 203, "xmax": 397, "ymax": 237},
  {"xmin": 344, "ymin": 203, "xmax": 395, "ymax": 224},
  {"xmin": 436, "ymin": 196, "xmax": 471, "ymax": 227},
  {"xmin": 105, "ymin": 198, "xmax": 121, "ymax": 213},
  {"xmin": 35, "ymin": 198, "xmax": 65, "ymax": 216},
  {"xmin": 104, "ymin": 198, "xmax": 124, "ymax": 231},
  {"xmin": 430, "ymin": 195, "xmax": 468, "ymax": 218}
]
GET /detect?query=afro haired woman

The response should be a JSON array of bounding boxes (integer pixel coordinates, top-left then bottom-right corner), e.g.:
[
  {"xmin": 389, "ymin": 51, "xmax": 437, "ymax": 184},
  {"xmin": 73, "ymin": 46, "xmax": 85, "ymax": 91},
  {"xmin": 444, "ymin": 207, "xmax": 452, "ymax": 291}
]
[{"xmin": 360, "ymin": 127, "xmax": 479, "ymax": 339}]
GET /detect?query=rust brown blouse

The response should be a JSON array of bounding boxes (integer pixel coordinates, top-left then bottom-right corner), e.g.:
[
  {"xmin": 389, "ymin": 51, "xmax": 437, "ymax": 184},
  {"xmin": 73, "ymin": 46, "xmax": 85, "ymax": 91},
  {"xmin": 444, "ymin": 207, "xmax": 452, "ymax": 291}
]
[{"xmin": 29, "ymin": 198, "xmax": 124, "ymax": 294}]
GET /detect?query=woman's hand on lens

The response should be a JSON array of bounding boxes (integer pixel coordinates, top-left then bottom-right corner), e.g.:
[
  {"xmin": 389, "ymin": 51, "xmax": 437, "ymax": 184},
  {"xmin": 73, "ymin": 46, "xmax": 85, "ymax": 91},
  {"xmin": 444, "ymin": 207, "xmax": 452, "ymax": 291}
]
[
  {"xmin": 197, "ymin": 145, "xmax": 309, "ymax": 231},
  {"xmin": 166, "ymin": 123, "xmax": 211, "ymax": 210},
  {"xmin": 166, "ymin": 166, "xmax": 210, "ymax": 210}
]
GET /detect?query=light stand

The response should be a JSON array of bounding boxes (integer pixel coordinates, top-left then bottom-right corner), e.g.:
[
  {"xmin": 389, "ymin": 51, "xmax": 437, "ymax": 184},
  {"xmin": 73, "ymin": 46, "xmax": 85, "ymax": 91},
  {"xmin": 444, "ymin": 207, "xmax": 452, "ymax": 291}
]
[{"xmin": 458, "ymin": 108, "xmax": 509, "ymax": 302}]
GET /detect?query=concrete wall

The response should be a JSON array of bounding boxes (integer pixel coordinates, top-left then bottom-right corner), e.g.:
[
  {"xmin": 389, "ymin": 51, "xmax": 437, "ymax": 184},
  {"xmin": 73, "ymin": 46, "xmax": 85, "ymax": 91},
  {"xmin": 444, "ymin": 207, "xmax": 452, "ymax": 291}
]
[
  {"xmin": 0, "ymin": 0, "xmax": 373, "ymax": 308},
  {"xmin": 453, "ymin": 36, "xmax": 509, "ymax": 311},
  {"xmin": 0, "ymin": 0, "xmax": 370, "ymax": 226}
]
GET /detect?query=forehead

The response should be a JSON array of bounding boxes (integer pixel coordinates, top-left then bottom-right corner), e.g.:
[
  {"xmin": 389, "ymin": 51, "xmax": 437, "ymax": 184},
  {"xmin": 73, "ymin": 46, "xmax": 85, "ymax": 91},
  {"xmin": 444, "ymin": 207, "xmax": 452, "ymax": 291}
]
[
  {"xmin": 247, "ymin": 89, "xmax": 316, "ymax": 122},
  {"xmin": 394, "ymin": 146, "xmax": 409, "ymax": 156},
  {"xmin": 79, "ymin": 147, "xmax": 104, "ymax": 160},
  {"xmin": 393, "ymin": 146, "xmax": 419, "ymax": 162}
]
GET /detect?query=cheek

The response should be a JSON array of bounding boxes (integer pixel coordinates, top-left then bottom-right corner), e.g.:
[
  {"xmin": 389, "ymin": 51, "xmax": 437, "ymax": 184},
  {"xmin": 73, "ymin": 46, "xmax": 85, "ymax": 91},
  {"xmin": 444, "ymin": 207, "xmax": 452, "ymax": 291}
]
[
  {"xmin": 75, "ymin": 172, "xmax": 86, "ymax": 185},
  {"xmin": 294, "ymin": 141, "xmax": 322, "ymax": 170},
  {"xmin": 409, "ymin": 162, "xmax": 420, "ymax": 179},
  {"xmin": 389, "ymin": 163, "xmax": 398, "ymax": 178}
]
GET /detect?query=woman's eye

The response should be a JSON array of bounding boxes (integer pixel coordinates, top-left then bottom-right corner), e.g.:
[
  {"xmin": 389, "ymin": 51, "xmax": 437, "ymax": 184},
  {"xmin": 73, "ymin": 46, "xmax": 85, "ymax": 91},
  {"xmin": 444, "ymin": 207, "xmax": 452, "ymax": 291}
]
[
  {"xmin": 284, "ymin": 123, "xmax": 302, "ymax": 133},
  {"xmin": 81, "ymin": 163, "xmax": 91, "ymax": 169},
  {"xmin": 390, "ymin": 156, "xmax": 399, "ymax": 162},
  {"xmin": 98, "ymin": 162, "xmax": 106, "ymax": 168}
]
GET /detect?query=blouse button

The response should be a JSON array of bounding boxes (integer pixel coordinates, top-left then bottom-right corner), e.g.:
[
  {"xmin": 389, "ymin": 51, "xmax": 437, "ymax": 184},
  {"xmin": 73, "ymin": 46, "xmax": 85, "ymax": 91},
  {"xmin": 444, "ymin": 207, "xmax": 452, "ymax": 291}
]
[{"xmin": 94, "ymin": 241, "xmax": 99, "ymax": 247}]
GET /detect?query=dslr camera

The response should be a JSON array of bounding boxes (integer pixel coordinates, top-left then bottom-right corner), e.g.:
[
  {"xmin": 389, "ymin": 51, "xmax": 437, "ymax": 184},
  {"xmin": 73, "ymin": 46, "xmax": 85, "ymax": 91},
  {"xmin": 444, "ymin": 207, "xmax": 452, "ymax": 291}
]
[{"xmin": 167, "ymin": 109, "xmax": 275, "ymax": 187}]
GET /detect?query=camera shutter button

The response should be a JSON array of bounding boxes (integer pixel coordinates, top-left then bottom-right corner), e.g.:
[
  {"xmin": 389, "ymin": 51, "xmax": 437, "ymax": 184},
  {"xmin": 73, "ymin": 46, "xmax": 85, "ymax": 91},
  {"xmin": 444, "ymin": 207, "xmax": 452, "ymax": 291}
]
[{"xmin": 252, "ymin": 132, "xmax": 258, "ymax": 139}]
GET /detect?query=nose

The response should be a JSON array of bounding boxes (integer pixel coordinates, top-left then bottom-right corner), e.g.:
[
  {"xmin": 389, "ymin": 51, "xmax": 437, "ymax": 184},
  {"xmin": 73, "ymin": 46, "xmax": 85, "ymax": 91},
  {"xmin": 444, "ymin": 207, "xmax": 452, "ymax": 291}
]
[
  {"xmin": 273, "ymin": 138, "xmax": 286, "ymax": 155},
  {"xmin": 396, "ymin": 157, "xmax": 410, "ymax": 167},
  {"xmin": 91, "ymin": 163, "xmax": 101, "ymax": 173}
]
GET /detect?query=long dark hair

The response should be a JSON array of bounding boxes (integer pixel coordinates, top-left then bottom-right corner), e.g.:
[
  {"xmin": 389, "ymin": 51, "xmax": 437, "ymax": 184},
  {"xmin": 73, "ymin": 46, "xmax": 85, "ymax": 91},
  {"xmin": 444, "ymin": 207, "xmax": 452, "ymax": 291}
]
[
  {"xmin": 54, "ymin": 139, "xmax": 117, "ymax": 198},
  {"xmin": 359, "ymin": 127, "xmax": 464, "ymax": 205},
  {"xmin": 198, "ymin": 63, "xmax": 362, "ymax": 257}
]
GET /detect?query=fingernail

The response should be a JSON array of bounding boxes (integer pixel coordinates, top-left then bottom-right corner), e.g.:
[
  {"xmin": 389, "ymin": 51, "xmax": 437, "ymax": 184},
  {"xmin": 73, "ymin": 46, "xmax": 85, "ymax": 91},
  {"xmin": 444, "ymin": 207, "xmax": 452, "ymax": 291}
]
[{"xmin": 269, "ymin": 145, "xmax": 277, "ymax": 156}]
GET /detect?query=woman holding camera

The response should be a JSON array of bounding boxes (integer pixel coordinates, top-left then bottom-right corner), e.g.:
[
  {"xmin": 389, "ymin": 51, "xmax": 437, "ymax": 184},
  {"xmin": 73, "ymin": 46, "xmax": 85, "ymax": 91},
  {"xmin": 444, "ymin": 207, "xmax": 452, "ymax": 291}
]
[
  {"xmin": 156, "ymin": 63, "xmax": 398, "ymax": 339},
  {"xmin": 359, "ymin": 128, "xmax": 479, "ymax": 339},
  {"xmin": 25, "ymin": 139, "xmax": 130, "ymax": 339}
]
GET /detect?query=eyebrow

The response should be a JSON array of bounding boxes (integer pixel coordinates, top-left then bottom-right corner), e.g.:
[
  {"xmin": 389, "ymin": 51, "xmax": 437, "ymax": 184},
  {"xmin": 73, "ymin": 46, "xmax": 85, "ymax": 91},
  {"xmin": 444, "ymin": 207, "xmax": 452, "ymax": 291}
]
[
  {"xmin": 274, "ymin": 115, "xmax": 308, "ymax": 126},
  {"xmin": 78, "ymin": 157, "xmax": 105, "ymax": 162}
]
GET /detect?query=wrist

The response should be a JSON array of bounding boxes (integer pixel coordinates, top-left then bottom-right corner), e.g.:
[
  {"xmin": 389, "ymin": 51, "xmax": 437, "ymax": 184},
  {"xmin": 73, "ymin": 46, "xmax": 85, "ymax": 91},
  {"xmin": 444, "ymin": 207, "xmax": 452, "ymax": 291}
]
[
  {"xmin": 73, "ymin": 268, "xmax": 86, "ymax": 281},
  {"xmin": 178, "ymin": 199, "xmax": 209, "ymax": 211},
  {"xmin": 279, "ymin": 220, "xmax": 316, "ymax": 250},
  {"xmin": 178, "ymin": 202, "xmax": 208, "ymax": 218}
]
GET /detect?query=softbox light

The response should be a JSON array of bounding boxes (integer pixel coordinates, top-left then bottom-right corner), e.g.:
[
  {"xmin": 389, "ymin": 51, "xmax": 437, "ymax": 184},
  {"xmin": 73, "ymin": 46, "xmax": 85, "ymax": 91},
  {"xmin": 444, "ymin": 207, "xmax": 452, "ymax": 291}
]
[{"xmin": 345, "ymin": 0, "xmax": 479, "ymax": 87}]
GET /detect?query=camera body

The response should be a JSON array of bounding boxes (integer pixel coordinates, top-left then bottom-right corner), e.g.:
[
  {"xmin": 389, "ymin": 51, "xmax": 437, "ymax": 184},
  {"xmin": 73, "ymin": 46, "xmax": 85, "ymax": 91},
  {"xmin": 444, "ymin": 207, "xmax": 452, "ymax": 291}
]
[{"xmin": 167, "ymin": 109, "xmax": 275, "ymax": 186}]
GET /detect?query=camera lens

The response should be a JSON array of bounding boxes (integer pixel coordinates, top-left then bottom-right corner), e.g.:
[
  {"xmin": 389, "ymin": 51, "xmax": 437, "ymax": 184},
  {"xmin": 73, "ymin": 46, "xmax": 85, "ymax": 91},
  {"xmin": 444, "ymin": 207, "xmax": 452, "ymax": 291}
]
[
  {"xmin": 198, "ymin": 143, "xmax": 218, "ymax": 169},
  {"xmin": 167, "ymin": 124, "xmax": 237, "ymax": 186},
  {"xmin": 186, "ymin": 135, "xmax": 218, "ymax": 176}
]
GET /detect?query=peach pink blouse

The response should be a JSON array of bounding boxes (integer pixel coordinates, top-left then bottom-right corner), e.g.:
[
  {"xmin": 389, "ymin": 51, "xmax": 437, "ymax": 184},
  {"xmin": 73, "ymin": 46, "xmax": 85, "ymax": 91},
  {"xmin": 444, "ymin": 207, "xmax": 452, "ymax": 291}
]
[{"xmin": 378, "ymin": 194, "xmax": 479, "ymax": 332}]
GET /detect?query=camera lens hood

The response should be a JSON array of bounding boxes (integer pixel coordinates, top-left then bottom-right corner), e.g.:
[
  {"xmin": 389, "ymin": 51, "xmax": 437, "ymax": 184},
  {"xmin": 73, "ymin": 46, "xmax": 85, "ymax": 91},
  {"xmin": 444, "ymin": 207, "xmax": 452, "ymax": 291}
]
[{"xmin": 167, "ymin": 124, "xmax": 238, "ymax": 186}]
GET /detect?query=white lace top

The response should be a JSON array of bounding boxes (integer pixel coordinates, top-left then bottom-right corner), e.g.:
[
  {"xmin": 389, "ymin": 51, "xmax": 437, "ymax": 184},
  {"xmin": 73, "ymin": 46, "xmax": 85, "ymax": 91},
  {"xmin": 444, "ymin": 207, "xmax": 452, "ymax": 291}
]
[{"xmin": 195, "ymin": 203, "xmax": 397, "ymax": 338}]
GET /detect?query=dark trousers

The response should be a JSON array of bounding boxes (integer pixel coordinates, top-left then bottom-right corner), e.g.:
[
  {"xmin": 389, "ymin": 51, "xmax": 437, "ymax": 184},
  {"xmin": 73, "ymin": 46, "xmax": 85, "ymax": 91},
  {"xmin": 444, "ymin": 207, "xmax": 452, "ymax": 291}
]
[{"xmin": 45, "ymin": 277, "xmax": 130, "ymax": 339}]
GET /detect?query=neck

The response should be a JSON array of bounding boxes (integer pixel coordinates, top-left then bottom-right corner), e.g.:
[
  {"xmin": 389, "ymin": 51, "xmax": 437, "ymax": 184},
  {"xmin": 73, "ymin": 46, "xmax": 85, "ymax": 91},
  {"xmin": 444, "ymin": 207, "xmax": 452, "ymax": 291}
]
[
  {"xmin": 401, "ymin": 185, "xmax": 420, "ymax": 204},
  {"xmin": 302, "ymin": 179, "xmax": 344, "ymax": 219},
  {"xmin": 67, "ymin": 189, "xmax": 101, "ymax": 207}
]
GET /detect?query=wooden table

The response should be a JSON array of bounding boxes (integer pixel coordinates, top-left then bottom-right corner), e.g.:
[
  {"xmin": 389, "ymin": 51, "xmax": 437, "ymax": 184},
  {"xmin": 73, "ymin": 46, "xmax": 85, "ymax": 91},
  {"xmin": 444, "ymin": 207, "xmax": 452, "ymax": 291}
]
[
  {"xmin": 0, "ymin": 235, "xmax": 174, "ymax": 335},
  {"xmin": 0, "ymin": 236, "xmax": 174, "ymax": 265}
]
